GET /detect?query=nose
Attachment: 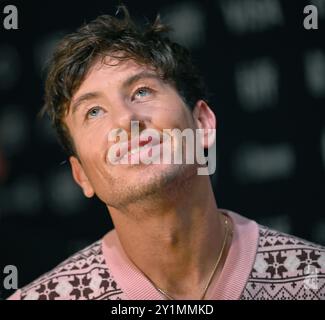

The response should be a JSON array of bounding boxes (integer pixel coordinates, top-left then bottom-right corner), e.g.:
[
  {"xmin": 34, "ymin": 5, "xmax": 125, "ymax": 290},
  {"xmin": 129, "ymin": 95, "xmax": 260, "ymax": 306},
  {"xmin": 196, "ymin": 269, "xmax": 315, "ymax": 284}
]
[{"xmin": 113, "ymin": 102, "xmax": 147, "ymax": 136}]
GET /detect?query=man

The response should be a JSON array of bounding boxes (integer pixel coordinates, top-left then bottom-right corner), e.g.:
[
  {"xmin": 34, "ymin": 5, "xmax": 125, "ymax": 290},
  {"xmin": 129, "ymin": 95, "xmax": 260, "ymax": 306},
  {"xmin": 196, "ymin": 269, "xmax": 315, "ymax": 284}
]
[{"xmin": 8, "ymin": 6, "xmax": 325, "ymax": 300}]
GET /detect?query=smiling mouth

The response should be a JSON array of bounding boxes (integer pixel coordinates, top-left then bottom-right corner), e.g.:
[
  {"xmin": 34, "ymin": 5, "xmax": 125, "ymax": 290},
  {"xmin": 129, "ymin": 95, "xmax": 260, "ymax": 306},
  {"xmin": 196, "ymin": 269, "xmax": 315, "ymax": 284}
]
[
  {"xmin": 126, "ymin": 142, "xmax": 151, "ymax": 156},
  {"xmin": 108, "ymin": 133, "xmax": 163, "ymax": 164},
  {"xmin": 121, "ymin": 137, "xmax": 162, "ymax": 162}
]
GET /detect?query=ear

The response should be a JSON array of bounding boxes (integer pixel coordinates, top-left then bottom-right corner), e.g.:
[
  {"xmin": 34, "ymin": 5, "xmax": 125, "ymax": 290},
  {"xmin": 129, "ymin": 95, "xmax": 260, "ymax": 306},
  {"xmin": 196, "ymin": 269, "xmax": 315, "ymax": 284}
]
[
  {"xmin": 192, "ymin": 100, "xmax": 217, "ymax": 148},
  {"xmin": 69, "ymin": 156, "xmax": 95, "ymax": 198}
]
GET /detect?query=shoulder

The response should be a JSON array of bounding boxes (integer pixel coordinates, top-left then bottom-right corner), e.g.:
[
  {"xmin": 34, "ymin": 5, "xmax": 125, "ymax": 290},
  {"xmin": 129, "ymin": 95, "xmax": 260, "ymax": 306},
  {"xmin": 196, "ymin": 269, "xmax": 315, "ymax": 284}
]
[
  {"xmin": 9, "ymin": 239, "xmax": 123, "ymax": 300},
  {"xmin": 241, "ymin": 224, "xmax": 325, "ymax": 300}
]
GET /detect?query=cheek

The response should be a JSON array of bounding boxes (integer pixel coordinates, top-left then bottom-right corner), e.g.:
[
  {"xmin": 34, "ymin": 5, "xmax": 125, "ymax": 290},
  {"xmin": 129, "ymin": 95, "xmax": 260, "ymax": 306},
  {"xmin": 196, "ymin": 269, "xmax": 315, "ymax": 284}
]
[
  {"xmin": 169, "ymin": 111, "xmax": 193, "ymax": 132},
  {"xmin": 77, "ymin": 141, "xmax": 108, "ymax": 189},
  {"xmin": 74, "ymin": 125, "xmax": 108, "ymax": 164},
  {"xmin": 153, "ymin": 99, "xmax": 193, "ymax": 131}
]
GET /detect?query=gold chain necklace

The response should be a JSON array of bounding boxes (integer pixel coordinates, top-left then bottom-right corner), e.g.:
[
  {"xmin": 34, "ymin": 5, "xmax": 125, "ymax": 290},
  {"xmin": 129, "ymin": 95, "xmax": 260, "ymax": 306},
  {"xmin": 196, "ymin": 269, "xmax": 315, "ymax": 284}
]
[{"xmin": 145, "ymin": 214, "xmax": 232, "ymax": 300}]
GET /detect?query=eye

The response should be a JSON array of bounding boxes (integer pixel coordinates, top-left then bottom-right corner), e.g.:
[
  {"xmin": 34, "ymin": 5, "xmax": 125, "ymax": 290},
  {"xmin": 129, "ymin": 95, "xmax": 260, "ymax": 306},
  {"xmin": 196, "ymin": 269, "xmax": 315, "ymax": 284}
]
[
  {"xmin": 85, "ymin": 106, "xmax": 104, "ymax": 119},
  {"xmin": 132, "ymin": 87, "xmax": 153, "ymax": 101}
]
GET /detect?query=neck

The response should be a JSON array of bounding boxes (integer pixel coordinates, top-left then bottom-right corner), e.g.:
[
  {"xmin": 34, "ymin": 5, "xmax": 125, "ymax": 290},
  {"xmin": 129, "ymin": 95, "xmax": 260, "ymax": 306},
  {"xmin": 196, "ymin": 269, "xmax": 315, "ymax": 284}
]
[{"xmin": 106, "ymin": 174, "xmax": 228, "ymax": 299}]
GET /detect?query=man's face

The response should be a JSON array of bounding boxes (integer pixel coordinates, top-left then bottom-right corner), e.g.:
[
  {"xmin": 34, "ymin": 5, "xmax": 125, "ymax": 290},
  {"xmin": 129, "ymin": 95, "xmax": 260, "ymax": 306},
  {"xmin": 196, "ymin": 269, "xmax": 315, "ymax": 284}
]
[{"xmin": 65, "ymin": 57, "xmax": 205, "ymax": 208}]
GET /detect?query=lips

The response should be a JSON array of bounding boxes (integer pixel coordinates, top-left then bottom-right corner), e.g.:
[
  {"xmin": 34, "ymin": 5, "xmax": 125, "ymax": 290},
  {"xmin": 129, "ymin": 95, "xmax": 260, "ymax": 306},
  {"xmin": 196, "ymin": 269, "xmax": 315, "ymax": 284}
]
[{"xmin": 111, "ymin": 133, "xmax": 162, "ymax": 163}]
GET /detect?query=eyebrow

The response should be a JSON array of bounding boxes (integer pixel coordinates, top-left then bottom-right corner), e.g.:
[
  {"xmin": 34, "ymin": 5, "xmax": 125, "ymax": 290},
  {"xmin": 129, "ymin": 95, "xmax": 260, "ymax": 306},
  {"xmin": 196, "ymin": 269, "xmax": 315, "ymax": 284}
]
[
  {"xmin": 71, "ymin": 92, "xmax": 103, "ymax": 114},
  {"xmin": 122, "ymin": 71, "xmax": 162, "ymax": 90},
  {"xmin": 70, "ymin": 71, "xmax": 162, "ymax": 115}
]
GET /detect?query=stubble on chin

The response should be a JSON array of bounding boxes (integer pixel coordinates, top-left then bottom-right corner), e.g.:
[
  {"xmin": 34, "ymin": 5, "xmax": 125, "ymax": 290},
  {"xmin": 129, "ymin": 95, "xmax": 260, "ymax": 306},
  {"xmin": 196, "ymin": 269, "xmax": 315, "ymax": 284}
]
[{"xmin": 105, "ymin": 162, "xmax": 197, "ymax": 210}]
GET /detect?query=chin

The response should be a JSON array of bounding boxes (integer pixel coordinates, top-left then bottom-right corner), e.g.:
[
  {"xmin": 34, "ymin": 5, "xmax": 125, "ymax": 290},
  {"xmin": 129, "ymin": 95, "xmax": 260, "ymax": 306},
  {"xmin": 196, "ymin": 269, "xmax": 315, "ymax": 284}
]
[{"xmin": 101, "ymin": 162, "xmax": 197, "ymax": 208}]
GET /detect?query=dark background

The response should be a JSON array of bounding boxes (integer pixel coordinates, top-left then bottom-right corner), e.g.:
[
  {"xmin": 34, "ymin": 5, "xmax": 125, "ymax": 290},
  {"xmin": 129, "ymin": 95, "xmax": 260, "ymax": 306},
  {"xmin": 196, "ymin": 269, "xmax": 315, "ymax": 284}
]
[{"xmin": 0, "ymin": 0, "xmax": 324, "ymax": 299}]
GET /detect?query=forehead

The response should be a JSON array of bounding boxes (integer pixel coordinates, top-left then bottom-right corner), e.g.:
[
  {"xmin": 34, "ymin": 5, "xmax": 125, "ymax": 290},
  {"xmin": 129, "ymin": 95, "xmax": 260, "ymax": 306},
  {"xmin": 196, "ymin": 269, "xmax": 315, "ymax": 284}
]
[{"xmin": 74, "ymin": 57, "xmax": 158, "ymax": 97}]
